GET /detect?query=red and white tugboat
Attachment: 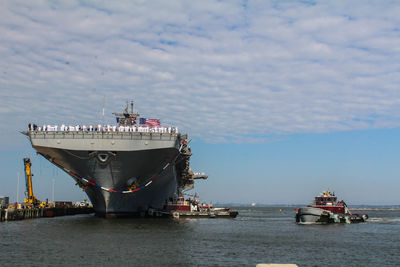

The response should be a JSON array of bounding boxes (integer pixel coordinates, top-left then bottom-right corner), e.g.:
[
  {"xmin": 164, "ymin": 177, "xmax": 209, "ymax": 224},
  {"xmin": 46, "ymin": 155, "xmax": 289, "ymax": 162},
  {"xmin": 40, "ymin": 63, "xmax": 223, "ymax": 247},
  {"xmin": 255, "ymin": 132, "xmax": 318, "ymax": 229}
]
[
  {"xmin": 296, "ymin": 190, "xmax": 368, "ymax": 224},
  {"xmin": 160, "ymin": 195, "xmax": 238, "ymax": 219}
]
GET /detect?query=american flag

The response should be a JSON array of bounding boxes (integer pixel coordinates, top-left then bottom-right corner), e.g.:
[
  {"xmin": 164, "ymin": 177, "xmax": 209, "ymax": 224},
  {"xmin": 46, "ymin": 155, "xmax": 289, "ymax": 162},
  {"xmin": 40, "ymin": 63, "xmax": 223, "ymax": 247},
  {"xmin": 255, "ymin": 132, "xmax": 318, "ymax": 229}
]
[{"xmin": 139, "ymin": 118, "xmax": 161, "ymax": 127}]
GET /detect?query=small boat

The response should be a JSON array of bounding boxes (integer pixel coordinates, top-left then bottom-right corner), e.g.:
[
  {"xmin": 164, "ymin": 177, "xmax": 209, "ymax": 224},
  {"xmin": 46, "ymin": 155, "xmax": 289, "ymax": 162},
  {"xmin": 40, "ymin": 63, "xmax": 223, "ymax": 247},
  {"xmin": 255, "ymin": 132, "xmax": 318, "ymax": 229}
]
[
  {"xmin": 296, "ymin": 190, "xmax": 368, "ymax": 224},
  {"xmin": 159, "ymin": 196, "xmax": 238, "ymax": 218}
]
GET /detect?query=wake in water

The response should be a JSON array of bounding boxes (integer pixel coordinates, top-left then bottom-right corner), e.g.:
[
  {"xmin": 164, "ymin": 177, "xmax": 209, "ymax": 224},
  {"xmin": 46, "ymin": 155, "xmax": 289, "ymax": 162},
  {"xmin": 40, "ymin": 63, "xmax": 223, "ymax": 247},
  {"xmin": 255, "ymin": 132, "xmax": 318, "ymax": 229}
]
[
  {"xmin": 366, "ymin": 217, "xmax": 400, "ymax": 224},
  {"xmin": 352, "ymin": 207, "xmax": 400, "ymax": 211}
]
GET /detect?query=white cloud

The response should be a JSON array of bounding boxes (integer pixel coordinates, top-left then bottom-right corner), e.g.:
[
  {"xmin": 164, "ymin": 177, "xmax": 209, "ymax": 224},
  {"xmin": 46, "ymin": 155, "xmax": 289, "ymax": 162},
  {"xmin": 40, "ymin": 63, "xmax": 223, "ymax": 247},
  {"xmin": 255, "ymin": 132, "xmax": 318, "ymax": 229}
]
[{"xmin": 1, "ymin": 0, "xmax": 400, "ymax": 144}]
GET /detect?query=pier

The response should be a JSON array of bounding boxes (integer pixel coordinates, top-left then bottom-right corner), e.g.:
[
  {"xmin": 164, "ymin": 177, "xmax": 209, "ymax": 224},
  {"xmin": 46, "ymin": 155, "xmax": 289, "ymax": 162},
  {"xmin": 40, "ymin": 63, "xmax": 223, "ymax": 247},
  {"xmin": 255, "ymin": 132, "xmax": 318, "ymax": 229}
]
[{"xmin": 0, "ymin": 206, "xmax": 94, "ymax": 222}]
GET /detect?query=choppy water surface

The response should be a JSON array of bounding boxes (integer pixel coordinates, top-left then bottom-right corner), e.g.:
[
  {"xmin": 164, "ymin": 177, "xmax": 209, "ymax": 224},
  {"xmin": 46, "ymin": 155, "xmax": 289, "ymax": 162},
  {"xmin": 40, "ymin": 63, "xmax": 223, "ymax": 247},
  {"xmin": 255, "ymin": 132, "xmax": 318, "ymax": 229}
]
[{"xmin": 1, "ymin": 206, "xmax": 399, "ymax": 266}]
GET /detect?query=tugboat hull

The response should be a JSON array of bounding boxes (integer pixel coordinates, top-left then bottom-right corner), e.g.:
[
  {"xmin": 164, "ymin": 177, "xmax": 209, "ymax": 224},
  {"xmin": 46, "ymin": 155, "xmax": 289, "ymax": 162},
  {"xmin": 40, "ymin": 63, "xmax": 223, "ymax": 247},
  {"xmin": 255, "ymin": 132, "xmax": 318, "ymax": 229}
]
[
  {"xmin": 296, "ymin": 207, "xmax": 368, "ymax": 224},
  {"xmin": 296, "ymin": 207, "xmax": 332, "ymax": 224}
]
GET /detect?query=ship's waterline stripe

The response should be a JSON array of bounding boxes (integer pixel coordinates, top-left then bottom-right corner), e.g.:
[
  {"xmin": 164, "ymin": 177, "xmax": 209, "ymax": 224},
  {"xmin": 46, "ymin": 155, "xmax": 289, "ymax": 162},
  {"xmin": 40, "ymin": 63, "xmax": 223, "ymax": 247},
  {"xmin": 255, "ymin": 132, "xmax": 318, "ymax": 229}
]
[
  {"xmin": 48, "ymin": 152, "xmax": 180, "ymax": 194},
  {"xmin": 162, "ymin": 163, "xmax": 170, "ymax": 170}
]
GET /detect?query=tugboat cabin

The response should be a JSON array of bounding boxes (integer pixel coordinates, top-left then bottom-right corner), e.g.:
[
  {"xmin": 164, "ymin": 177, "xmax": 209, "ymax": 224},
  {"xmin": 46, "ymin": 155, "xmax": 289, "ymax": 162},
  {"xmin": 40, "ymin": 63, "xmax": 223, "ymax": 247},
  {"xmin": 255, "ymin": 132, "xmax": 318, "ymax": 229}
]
[{"xmin": 311, "ymin": 191, "xmax": 347, "ymax": 214}]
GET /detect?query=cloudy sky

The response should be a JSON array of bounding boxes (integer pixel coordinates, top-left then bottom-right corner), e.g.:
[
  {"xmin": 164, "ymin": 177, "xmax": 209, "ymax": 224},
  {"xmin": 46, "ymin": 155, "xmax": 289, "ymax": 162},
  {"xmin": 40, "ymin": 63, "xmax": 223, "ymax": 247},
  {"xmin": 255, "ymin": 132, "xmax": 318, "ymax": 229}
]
[{"xmin": 1, "ymin": 1, "xmax": 399, "ymax": 205}]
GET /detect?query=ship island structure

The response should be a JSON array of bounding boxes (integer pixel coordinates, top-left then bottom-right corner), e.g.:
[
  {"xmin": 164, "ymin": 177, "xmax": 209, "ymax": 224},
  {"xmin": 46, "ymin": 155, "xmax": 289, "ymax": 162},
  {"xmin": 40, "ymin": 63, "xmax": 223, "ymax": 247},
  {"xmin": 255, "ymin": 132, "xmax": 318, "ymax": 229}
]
[{"xmin": 23, "ymin": 101, "xmax": 208, "ymax": 217}]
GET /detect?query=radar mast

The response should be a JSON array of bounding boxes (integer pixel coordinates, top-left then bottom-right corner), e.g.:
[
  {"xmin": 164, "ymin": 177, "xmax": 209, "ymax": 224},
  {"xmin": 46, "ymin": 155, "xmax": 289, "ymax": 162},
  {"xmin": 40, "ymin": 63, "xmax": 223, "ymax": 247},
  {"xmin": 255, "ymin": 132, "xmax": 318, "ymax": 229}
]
[{"xmin": 112, "ymin": 100, "xmax": 140, "ymax": 126}]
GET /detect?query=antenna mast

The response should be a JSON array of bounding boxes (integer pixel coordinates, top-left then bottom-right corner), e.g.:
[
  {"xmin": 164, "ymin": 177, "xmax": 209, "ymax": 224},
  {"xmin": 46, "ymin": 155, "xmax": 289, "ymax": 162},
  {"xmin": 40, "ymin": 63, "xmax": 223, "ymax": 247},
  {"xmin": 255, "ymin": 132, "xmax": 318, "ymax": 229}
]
[
  {"xmin": 17, "ymin": 172, "xmax": 20, "ymax": 203},
  {"xmin": 102, "ymin": 96, "xmax": 105, "ymax": 127}
]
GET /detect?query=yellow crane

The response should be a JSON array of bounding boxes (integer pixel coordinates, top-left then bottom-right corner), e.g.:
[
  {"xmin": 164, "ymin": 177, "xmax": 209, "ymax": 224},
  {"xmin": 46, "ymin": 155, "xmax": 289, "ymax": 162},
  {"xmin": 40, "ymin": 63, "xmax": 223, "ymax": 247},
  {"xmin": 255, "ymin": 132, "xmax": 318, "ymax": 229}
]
[{"xmin": 23, "ymin": 158, "xmax": 42, "ymax": 207}]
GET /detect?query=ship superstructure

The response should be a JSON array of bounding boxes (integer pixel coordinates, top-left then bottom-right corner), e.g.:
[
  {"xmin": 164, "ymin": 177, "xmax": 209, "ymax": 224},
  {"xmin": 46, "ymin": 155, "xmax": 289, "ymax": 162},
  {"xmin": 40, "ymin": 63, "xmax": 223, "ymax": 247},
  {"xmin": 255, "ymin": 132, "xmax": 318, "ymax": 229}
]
[{"xmin": 23, "ymin": 101, "xmax": 205, "ymax": 216}]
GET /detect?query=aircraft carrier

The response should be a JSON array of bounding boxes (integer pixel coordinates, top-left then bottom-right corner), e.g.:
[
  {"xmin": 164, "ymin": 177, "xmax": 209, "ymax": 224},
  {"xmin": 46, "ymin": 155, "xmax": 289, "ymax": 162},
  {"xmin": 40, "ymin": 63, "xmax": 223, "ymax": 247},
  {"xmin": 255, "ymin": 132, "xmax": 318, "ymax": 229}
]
[{"xmin": 23, "ymin": 101, "xmax": 206, "ymax": 217}]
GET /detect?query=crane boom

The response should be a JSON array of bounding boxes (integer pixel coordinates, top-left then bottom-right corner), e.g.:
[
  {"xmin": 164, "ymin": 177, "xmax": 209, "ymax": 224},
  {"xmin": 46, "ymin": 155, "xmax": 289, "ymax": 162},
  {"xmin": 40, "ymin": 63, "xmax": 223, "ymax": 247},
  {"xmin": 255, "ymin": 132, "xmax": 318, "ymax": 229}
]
[{"xmin": 23, "ymin": 158, "xmax": 39, "ymax": 206}]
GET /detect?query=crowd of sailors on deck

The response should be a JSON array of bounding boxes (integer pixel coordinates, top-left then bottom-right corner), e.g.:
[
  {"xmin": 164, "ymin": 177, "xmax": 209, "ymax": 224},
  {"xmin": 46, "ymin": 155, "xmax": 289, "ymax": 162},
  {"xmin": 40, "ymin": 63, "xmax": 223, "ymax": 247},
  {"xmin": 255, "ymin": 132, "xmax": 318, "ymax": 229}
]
[{"xmin": 28, "ymin": 123, "xmax": 178, "ymax": 133}]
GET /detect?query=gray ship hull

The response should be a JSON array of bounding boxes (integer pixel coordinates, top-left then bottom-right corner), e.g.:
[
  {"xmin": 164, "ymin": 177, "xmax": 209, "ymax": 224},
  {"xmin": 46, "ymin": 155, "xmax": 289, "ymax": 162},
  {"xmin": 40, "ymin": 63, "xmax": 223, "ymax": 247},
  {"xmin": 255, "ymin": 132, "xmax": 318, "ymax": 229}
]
[{"xmin": 26, "ymin": 131, "xmax": 184, "ymax": 216}]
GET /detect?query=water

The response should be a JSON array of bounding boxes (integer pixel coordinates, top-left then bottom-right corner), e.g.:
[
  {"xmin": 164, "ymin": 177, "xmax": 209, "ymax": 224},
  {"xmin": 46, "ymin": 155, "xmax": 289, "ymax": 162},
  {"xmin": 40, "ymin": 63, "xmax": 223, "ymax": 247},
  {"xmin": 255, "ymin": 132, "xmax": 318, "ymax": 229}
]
[{"xmin": 1, "ymin": 207, "xmax": 399, "ymax": 266}]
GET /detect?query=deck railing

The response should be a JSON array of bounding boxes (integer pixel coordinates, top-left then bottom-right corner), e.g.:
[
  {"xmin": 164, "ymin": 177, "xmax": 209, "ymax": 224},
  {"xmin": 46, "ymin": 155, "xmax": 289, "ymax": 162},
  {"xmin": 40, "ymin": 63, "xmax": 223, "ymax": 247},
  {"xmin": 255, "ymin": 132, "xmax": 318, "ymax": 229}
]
[
  {"xmin": 28, "ymin": 124, "xmax": 178, "ymax": 134},
  {"xmin": 26, "ymin": 129, "xmax": 186, "ymax": 141}
]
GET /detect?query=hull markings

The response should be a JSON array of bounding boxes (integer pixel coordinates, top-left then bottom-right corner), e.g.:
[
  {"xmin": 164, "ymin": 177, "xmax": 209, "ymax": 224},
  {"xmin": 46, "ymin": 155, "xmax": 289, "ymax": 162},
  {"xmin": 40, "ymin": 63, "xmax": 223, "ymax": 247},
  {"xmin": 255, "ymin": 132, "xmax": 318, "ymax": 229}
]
[{"xmin": 44, "ymin": 152, "xmax": 180, "ymax": 194}]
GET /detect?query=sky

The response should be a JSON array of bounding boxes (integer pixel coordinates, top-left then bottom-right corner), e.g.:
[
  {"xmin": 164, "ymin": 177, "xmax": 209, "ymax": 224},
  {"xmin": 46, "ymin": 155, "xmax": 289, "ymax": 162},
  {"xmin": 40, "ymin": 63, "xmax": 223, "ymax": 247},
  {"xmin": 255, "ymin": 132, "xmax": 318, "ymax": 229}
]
[{"xmin": 0, "ymin": 0, "xmax": 399, "ymax": 205}]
